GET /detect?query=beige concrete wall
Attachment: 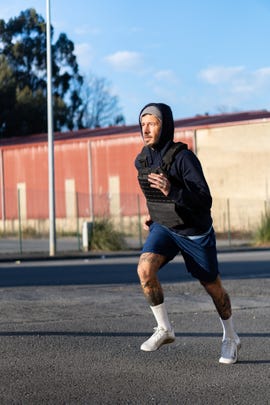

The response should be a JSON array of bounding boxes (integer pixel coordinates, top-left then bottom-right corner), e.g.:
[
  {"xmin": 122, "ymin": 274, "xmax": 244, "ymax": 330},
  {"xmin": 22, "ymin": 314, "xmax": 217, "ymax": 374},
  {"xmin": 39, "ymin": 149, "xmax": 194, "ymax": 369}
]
[{"xmin": 196, "ymin": 121, "xmax": 270, "ymax": 232}]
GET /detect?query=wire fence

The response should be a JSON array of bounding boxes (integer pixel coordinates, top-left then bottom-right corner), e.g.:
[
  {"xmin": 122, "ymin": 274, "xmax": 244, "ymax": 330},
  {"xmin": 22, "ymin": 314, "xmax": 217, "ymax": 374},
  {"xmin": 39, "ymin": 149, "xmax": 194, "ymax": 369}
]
[{"xmin": 1, "ymin": 188, "xmax": 269, "ymax": 253}]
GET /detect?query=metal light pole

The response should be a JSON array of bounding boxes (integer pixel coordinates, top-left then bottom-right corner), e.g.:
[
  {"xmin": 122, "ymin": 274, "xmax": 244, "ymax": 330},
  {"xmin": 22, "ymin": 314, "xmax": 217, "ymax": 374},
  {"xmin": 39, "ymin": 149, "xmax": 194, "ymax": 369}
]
[{"xmin": 46, "ymin": 0, "xmax": 56, "ymax": 256}]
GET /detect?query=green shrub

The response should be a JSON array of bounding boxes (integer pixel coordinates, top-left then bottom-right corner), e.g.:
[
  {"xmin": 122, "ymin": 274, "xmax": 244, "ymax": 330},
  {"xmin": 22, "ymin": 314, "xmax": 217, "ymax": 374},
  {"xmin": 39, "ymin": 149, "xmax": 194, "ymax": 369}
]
[
  {"xmin": 254, "ymin": 212, "xmax": 270, "ymax": 244},
  {"xmin": 22, "ymin": 226, "xmax": 40, "ymax": 238},
  {"xmin": 90, "ymin": 219, "xmax": 127, "ymax": 251}
]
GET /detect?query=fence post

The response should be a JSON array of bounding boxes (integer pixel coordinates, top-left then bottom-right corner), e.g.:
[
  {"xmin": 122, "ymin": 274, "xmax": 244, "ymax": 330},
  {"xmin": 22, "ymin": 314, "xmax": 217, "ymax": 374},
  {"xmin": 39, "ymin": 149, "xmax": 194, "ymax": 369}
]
[
  {"xmin": 17, "ymin": 188, "xmax": 23, "ymax": 254},
  {"xmin": 0, "ymin": 150, "xmax": 6, "ymax": 233},
  {"xmin": 137, "ymin": 194, "xmax": 143, "ymax": 249},
  {"xmin": 265, "ymin": 199, "xmax": 270, "ymax": 216},
  {"xmin": 227, "ymin": 198, "xmax": 231, "ymax": 247},
  {"xmin": 76, "ymin": 192, "xmax": 81, "ymax": 251}
]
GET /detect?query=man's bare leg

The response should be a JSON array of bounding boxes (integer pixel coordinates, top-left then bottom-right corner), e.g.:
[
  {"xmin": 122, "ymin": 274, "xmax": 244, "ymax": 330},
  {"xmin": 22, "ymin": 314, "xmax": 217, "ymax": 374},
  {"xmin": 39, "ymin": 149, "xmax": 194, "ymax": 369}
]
[
  {"xmin": 200, "ymin": 275, "xmax": 232, "ymax": 319},
  {"xmin": 137, "ymin": 252, "xmax": 165, "ymax": 306},
  {"xmin": 201, "ymin": 275, "xmax": 240, "ymax": 364},
  {"xmin": 137, "ymin": 252, "xmax": 175, "ymax": 351}
]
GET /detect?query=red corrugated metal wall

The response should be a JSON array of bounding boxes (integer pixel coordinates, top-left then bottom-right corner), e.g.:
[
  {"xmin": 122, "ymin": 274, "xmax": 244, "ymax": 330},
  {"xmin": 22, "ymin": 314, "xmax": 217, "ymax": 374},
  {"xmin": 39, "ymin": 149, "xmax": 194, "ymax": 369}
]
[
  {"xmin": 91, "ymin": 135, "xmax": 144, "ymax": 217},
  {"xmin": 3, "ymin": 144, "xmax": 49, "ymax": 219},
  {"xmin": 0, "ymin": 128, "xmax": 194, "ymax": 223},
  {"xmin": 54, "ymin": 141, "xmax": 89, "ymax": 217}
]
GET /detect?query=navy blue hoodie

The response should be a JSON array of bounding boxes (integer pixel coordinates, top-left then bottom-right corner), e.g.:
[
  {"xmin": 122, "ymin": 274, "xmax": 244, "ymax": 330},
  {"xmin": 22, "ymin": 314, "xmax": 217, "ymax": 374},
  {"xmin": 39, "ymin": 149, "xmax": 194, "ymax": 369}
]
[{"xmin": 135, "ymin": 102, "xmax": 213, "ymax": 235}]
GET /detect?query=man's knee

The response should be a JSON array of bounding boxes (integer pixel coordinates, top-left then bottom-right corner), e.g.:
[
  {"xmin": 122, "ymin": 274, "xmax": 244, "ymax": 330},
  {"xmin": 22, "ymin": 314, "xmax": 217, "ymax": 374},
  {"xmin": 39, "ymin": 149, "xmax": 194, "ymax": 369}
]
[
  {"xmin": 201, "ymin": 275, "xmax": 232, "ymax": 319},
  {"xmin": 200, "ymin": 275, "xmax": 229, "ymax": 302},
  {"xmin": 200, "ymin": 275, "xmax": 224, "ymax": 295},
  {"xmin": 137, "ymin": 252, "xmax": 164, "ymax": 281},
  {"xmin": 137, "ymin": 261, "xmax": 154, "ymax": 283},
  {"xmin": 137, "ymin": 264, "xmax": 151, "ymax": 284}
]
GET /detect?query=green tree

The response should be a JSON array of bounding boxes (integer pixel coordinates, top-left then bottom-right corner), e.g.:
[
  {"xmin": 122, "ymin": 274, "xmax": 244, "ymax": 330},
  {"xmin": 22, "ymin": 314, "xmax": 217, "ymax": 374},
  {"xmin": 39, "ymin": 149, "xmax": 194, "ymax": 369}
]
[
  {"xmin": 0, "ymin": 55, "xmax": 16, "ymax": 136},
  {"xmin": 0, "ymin": 8, "xmax": 83, "ymax": 137}
]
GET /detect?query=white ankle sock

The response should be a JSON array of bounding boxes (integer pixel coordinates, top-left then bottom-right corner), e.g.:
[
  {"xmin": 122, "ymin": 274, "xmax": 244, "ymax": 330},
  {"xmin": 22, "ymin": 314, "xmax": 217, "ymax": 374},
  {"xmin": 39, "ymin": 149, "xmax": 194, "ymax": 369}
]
[
  {"xmin": 150, "ymin": 303, "xmax": 172, "ymax": 331},
  {"xmin": 220, "ymin": 316, "xmax": 237, "ymax": 340}
]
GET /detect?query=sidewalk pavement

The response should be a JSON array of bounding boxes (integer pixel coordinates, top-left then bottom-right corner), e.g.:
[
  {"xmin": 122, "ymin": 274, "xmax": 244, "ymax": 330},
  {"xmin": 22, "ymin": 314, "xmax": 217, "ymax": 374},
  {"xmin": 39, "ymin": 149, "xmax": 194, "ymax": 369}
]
[{"xmin": 0, "ymin": 236, "xmax": 267, "ymax": 262}]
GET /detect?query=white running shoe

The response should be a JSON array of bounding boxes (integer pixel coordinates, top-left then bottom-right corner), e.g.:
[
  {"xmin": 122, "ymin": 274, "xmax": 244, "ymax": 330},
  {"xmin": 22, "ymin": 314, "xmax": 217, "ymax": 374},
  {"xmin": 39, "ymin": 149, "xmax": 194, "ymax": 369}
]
[
  {"xmin": 140, "ymin": 327, "xmax": 175, "ymax": 351},
  {"xmin": 219, "ymin": 336, "xmax": 241, "ymax": 364}
]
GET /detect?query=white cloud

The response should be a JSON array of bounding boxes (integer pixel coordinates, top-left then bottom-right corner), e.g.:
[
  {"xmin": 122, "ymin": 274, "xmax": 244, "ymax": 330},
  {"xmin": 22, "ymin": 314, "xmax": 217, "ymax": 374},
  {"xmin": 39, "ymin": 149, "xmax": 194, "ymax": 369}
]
[
  {"xmin": 152, "ymin": 84, "xmax": 178, "ymax": 102},
  {"xmin": 199, "ymin": 66, "xmax": 245, "ymax": 85},
  {"xmin": 199, "ymin": 65, "xmax": 270, "ymax": 98},
  {"xmin": 105, "ymin": 51, "xmax": 143, "ymax": 72},
  {"xmin": 253, "ymin": 67, "xmax": 270, "ymax": 81},
  {"xmin": 231, "ymin": 82, "xmax": 254, "ymax": 94},
  {"xmin": 143, "ymin": 69, "xmax": 180, "ymax": 102},
  {"xmin": 154, "ymin": 69, "xmax": 179, "ymax": 84},
  {"xmin": 74, "ymin": 25, "xmax": 101, "ymax": 36},
  {"xmin": 130, "ymin": 26, "xmax": 144, "ymax": 34},
  {"xmin": 75, "ymin": 43, "xmax": 93, "ymax": 70}
]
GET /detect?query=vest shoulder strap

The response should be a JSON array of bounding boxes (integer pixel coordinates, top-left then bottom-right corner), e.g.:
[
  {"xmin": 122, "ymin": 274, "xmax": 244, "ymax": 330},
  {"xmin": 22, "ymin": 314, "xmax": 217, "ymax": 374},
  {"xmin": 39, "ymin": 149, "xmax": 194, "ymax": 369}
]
[
  {"xmin": 137, "ymin": 146, "xmax": 148, "ymax": 167},
  {"xmin": 137, "ymin": 142, "xmax": 188, "ymax": 170},
  {"xmin": 161, "ymin": 142, "xmax": 187, "ymax": 171}
]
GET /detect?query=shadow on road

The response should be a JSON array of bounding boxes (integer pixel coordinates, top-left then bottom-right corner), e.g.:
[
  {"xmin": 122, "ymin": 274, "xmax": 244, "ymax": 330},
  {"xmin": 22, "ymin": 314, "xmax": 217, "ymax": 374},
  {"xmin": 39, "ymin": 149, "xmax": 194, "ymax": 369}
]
[
  {"xmin": 0, "ymin": 259, "xmax": 269, "ymax": 287},
  {"xmin": 0, "ymin": 331, "xmax": 269, "ymax": 338}
]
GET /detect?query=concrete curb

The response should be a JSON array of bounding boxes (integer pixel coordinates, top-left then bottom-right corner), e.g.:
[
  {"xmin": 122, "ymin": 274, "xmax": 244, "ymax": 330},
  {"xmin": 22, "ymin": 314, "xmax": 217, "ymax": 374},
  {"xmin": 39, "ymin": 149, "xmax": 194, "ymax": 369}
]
[{"xmin": 0, "ymin": 244, "xmax": 270, "ymax": 263}]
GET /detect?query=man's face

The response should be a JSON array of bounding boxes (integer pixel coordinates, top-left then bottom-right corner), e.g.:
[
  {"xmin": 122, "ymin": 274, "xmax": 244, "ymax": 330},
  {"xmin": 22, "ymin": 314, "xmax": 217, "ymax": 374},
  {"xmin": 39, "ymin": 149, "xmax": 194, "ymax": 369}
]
[{"xmin": 141, "ymin": 114, "xmax": 161, "ymax": 147}]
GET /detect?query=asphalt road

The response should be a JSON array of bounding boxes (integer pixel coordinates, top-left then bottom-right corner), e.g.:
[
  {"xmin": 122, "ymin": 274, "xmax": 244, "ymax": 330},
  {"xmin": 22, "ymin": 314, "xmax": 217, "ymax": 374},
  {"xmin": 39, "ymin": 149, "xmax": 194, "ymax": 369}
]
[
  {"xmin": 0, "ymin": 250, "xmax": 269, "ymax": 404},
  {"xmin": 1, "ymin": 250, "xmax": 270, "ymax": 286}
]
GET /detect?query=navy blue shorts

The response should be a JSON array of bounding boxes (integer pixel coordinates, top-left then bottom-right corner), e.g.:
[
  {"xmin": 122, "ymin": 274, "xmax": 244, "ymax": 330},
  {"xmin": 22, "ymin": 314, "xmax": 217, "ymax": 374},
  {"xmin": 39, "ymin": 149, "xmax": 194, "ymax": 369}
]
[{"xmin": 141, "ymin": 223, "xmax": 219, "ymax": 282}]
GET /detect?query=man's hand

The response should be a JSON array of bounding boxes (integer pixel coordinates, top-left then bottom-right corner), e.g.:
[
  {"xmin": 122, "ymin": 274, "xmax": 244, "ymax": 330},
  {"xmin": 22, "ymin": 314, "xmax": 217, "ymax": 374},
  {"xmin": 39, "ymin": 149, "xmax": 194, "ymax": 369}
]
[
  {"xmin": 148, "ymin": 172, "xmax": 171, "ymax": 196},
  {"xmin": 143, "ymin": 214, "xmax": 153, "ymax": 231}
]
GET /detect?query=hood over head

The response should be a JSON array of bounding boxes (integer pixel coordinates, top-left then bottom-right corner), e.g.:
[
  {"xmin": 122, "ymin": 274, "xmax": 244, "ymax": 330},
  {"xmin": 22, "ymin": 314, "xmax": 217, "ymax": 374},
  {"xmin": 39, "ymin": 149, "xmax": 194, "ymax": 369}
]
[{"xmin": 139, "ymin": 102, "xmax": 174, "ymax": 150}]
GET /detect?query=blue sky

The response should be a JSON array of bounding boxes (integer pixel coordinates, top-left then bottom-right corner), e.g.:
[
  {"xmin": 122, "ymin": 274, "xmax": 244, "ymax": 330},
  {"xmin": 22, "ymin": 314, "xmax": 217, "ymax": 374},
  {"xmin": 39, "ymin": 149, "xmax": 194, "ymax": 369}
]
[{"xmin": 1, "ymin": 0, "xmax": 270, "ymax": 125}]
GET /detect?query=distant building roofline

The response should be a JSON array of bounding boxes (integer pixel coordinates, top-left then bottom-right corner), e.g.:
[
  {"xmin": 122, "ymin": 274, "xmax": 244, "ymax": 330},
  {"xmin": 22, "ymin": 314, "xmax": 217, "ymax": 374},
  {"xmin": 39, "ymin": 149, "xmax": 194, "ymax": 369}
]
[{"xmin": 1, "ymin": 109, "xmax": 270, "ymax": 147}]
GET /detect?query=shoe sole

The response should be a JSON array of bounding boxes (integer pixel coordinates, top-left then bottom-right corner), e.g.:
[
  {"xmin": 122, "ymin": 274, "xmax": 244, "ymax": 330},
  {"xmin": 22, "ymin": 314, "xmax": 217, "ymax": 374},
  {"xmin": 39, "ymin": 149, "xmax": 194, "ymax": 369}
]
[
  {"xmin": 219, "ymin": 342, "xmax": 241, "ymax": 365},
  {"xmin": 140, "ymin": 337, "xmax": 175, "ymax": 352},
  {"xmin": 219, "ymin": 356, "xmax": 237, "ymax": 364}
]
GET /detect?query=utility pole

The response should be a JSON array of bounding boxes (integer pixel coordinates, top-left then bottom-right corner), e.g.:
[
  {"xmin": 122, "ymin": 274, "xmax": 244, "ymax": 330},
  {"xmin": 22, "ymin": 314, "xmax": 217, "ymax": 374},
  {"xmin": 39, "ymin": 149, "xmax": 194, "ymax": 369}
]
[{"xmin": 46, "ymin": 0, "xmax": 56, "ymax": 256}]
